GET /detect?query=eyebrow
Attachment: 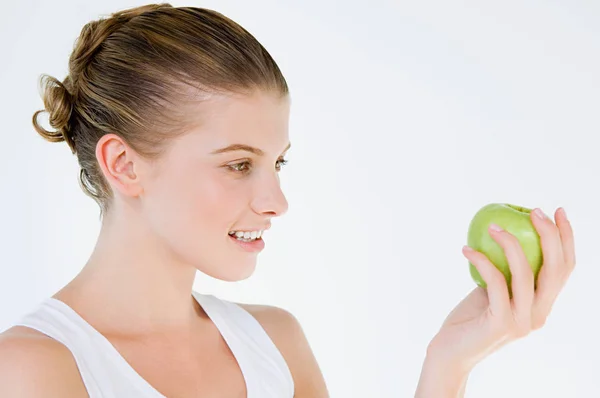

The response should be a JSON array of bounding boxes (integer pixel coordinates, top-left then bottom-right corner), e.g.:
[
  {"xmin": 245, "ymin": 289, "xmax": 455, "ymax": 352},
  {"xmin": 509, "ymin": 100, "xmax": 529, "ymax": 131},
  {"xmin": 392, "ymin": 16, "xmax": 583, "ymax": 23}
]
[{"xmin": 210, "ymin": 142, "xmax": 291, "ymax": 156}]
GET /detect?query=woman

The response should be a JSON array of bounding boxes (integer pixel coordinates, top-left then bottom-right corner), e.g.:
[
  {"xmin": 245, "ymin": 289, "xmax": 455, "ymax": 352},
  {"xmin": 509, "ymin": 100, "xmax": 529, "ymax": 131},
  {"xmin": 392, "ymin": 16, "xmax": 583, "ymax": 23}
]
[{"xmin": 0, "ymin": 4, "xmax": 575, "ymax": 397}]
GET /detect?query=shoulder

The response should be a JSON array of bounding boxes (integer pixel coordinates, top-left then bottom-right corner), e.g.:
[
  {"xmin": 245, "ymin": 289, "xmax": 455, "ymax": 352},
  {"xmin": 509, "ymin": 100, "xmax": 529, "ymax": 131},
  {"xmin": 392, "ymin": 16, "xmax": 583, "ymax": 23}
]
[
  {"xmin": 238, "ymin": 303, "xmax": 330, "ymax": 398},
  {"xmin": 237, "ymin": 303, "xmax": 302, "ymax": 339},
  {"xmin": 0, "ymin": 326, "xmax": 88, "ymax": 397}
]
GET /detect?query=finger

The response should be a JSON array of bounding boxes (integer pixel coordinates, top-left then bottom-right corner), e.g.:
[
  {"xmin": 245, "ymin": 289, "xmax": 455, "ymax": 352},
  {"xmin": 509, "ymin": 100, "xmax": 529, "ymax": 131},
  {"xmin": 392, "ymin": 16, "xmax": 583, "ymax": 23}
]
[
  {"xmin": 463, "ymin": 245, "xmax": 510, "ymax": 318},
  {"xmin": 531, "ymin": 208, "xmax": 566, "ymax": 311},
  {"xmin": 533, "ymin": 207, "xmax": 575, "ymax": 327},
  {"xmin": 532, "ymin": 207, "xmax": 565, "ymax": 280},
  {"xmin": 488, "ymin": 224, "xmax": 534, "ymax": 327},
  {"xmin": 556, "ymin": 207, "xmax": 576, "ymax": 273}
]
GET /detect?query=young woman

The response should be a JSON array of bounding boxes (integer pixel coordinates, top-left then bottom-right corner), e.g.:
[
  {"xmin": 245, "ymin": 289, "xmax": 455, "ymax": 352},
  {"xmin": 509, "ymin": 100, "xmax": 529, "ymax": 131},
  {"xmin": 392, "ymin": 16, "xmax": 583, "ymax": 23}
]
[{"xmin": 0, "ymin": 4, "xmax": 575, "ymax": 397}]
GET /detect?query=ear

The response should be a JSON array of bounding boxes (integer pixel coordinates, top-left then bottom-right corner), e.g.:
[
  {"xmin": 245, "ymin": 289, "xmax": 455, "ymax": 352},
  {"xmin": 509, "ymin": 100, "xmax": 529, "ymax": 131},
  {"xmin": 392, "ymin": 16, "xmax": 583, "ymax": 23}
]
[{"xmin": 95, "ymin": 134, "xmax": 144, "ymax": 198}]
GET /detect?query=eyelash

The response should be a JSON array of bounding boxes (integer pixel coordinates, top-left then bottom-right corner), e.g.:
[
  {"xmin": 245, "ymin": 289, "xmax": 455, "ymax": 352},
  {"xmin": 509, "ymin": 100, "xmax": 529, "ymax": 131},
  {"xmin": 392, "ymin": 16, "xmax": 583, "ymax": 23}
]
[{"xmin": 228, "ymin": 158, "xmax": 289, "ymax": 174}]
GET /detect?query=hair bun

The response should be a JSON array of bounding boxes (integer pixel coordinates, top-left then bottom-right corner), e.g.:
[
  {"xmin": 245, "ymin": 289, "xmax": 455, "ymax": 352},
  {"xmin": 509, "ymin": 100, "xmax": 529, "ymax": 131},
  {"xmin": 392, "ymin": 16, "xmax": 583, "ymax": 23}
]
[{"xmin": 32, "ymin": 74, "xmax": 76, "ymax": 153}]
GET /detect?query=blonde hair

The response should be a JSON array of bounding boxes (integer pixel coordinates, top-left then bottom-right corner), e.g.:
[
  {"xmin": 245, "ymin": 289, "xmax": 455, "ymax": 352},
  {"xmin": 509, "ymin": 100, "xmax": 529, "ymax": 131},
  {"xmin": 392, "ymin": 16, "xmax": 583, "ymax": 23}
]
[{"xmin": 32, "ymin": 3, "xmax": 288, "ymax": 215}]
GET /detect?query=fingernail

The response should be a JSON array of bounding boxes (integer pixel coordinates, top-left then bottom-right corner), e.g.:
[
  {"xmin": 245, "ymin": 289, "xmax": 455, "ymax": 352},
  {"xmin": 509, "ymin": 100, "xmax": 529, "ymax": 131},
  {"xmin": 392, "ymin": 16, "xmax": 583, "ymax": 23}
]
[
  {"xmin": 463, "ymin": 245, "xmax": 474, "ymax": 253},
  {"xmin": 489, "ymin": 223, "xmax": 503, "ymax": 232},
  {"xmin": 559, "ymin": 207, "xmax": 568, "ymax": 220},
  {"xmin": 534, "ymin": 208, "xmax": 547, "ymax": 220}
]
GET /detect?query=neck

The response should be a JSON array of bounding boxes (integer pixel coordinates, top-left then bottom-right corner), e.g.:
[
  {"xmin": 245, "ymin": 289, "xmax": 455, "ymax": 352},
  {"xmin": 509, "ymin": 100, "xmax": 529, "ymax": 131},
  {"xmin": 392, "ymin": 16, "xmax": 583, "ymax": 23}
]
[{"xmin": 55, "ymin": 205, "xmax": 203, "ymax": 335}]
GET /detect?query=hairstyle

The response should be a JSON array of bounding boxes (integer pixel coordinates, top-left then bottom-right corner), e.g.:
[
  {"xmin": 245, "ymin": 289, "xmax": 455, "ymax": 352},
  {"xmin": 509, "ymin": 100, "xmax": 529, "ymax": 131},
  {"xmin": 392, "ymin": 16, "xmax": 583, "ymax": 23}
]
[{"xmin": 32, "ymin": 3, "xmax": 288, "ymax": 216}]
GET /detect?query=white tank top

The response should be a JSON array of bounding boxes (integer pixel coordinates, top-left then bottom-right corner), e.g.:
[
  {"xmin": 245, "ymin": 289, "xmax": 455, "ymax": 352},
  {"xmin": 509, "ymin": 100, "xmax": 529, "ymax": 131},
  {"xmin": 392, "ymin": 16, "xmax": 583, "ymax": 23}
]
[{"xmin": 14, "ymin": 291, "xmax": 295, "ymax": 398}]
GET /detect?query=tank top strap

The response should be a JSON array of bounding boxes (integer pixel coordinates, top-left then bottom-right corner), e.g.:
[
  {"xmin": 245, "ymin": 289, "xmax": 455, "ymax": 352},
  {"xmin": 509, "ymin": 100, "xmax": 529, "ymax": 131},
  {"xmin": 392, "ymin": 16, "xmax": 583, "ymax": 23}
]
[
  {"xmin": 15, "ymin": 298, "xmax": 165, "ymax": 398},
  {"xmin": 13, "ymin": 294, "xmax": 294, "ymax": 398},
  {"xmin": 192, "ymin": 291, "xmax": 295, "ymax": 398}
]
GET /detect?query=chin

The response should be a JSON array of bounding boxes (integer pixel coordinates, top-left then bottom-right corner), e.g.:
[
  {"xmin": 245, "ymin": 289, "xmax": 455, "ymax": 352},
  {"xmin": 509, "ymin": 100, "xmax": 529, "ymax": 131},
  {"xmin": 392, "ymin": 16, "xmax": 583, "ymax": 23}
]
[{"xmin": 197, "ymin": 258, "xmax": 258, "ymax": 282}]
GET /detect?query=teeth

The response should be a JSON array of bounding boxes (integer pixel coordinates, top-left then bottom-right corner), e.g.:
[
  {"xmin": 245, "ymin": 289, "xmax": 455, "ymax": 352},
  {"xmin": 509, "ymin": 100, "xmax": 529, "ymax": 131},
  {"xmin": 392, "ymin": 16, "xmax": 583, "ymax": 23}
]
[{"xmin": 229, "ymin": 229, "xmax": 264, "ymax": 241}]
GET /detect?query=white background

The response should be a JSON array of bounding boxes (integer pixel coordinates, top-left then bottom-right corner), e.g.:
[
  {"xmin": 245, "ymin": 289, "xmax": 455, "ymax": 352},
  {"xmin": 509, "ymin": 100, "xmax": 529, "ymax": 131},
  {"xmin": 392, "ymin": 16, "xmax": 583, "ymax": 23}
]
[{"xmin": 1, "ymin": 1, "xmax": 599, "ymax": 397}]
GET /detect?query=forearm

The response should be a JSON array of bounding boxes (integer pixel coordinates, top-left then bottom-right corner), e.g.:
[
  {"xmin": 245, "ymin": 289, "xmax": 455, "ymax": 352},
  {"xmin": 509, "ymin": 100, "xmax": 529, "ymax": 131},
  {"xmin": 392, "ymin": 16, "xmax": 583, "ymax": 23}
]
[
  {"xmin": 457, "ymin": 375, "xmax": 468, "ymax": 398},
  {"xmin": 414, "ymin": 355, "xmax": 470, "ymax": 398}
]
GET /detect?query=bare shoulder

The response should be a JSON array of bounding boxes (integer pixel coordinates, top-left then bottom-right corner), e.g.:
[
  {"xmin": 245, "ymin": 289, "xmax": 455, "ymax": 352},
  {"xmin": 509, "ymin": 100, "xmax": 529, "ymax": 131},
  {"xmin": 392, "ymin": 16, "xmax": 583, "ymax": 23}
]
[
  {"xmin": 238, "ymin": 303, "xmax": 330, "ymax": 398},
  {"xmin": 0, "ymin": 326, "xmax": 88, "ymax": 397}
]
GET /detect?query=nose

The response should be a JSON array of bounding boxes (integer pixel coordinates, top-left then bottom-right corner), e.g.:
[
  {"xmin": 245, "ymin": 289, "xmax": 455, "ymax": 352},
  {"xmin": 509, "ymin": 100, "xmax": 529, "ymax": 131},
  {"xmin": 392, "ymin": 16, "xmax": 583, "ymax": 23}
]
[{"xmin": 251, "ymin": 174, "xmax": 289, "ymax": 217}]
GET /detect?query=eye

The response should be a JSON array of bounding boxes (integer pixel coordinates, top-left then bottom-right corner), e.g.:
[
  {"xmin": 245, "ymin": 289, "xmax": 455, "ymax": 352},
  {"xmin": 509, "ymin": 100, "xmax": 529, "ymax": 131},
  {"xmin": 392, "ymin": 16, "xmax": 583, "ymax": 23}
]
[
  {"xmin": 228, "ymin": 157, "xmax": 289, "ymax": 174},
  {"xmin": 229, "ymin": 161, "xmax": 251, "ymax": 173},
  {"xmin": 275, "ymin": 157, "xmax": 289, "ymax": 171}
]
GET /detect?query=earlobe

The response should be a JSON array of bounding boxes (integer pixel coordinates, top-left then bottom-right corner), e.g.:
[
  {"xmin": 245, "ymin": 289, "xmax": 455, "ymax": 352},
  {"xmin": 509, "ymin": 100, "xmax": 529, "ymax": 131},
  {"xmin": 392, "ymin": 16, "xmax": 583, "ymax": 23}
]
[{"xmin": 95, "ymin": 134, "xmax": 143, "ymax": 197}]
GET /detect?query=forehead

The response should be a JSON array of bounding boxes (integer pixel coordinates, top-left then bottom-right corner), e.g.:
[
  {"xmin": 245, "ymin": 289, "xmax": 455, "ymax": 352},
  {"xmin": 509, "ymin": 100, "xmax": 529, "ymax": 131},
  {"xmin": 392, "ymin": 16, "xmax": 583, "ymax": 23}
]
[{"xmin": 184, "ymin": 91, "xmax": 290, "ymax": 153}]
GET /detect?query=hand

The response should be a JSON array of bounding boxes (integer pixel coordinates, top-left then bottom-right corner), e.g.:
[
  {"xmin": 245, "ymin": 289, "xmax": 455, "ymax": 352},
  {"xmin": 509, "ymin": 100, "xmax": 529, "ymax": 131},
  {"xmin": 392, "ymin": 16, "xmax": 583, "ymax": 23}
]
[{"xmin": 427, "ymin": 207, "xmax": 576, "ymax": 377}]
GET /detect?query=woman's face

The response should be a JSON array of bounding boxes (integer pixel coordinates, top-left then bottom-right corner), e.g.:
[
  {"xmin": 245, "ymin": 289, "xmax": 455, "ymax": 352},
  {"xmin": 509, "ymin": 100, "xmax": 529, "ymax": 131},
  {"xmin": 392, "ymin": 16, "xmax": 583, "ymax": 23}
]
[{"xmin": 140, "ymin": 90, "xmax": 291, "ymax": 281}]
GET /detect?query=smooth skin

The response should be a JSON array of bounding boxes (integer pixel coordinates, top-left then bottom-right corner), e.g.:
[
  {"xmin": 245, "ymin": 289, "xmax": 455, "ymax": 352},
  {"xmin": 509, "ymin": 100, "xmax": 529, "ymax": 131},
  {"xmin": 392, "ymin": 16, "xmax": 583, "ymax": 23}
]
[
  {"xmin": 0, "ymin": 89, "xmax": 575, "ymax": 397},
  {"xmin": 0, "ymin": 305, "xmax": 326, "ymax": 397},
  {"xmin": 0, "ymin": 91, "xmax": 328, "ymax": 397},
  {"xmin": 415, "ymin": 207, "xmax": 575, "ymax": 397}
]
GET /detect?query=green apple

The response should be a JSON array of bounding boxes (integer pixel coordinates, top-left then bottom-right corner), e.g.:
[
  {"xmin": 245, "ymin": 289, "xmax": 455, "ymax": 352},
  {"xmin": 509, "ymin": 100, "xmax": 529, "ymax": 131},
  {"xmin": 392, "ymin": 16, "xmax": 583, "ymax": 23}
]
[{"xmin": 467, "ymin": 203, "xmax": 543, "ymax": 292}]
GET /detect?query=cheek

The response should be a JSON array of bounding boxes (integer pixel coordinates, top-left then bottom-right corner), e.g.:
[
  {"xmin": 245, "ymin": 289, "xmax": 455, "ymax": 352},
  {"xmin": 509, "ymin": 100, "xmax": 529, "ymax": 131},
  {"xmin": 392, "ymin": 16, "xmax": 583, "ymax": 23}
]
[
  {"xmin": 193, "ymin": 173, "xmax": 251, "ymax": 234},
  {"xmin": 185, "ymin": 175, "xmax": 230, "ymax": 227},
  {"xmin": 144, "ymin": 167, "xmax": 244, "ymax": 248}
]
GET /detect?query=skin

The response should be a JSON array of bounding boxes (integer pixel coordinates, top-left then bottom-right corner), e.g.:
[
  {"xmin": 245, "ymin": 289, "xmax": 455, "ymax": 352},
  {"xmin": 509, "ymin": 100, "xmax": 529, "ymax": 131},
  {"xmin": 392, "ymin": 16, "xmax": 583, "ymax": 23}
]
[
  {"xmin": 415, "ymin": 208, "xmax": 576, "ymax": 397},
  {"xmin": 0, "ymin": 89, "xmax": 576, "ymax": 397},
  {"xmin": 0, "ymin": 90, "xmax": 328, "ymax": 397}
]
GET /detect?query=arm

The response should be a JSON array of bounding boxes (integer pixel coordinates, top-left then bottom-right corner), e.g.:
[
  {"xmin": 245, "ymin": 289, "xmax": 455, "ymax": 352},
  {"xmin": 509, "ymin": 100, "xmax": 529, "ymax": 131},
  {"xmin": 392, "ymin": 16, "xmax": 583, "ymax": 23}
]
[
  {"xmin": 457, "ymin": 378, "xmax": 467, "ymax": 397},
  {"xmin": 414, "ymin": 353, "xmax": 469, "ymax": 398},
  {"xmin": 0, "ymin": 327, "xmax": 88, "ymax": 397},
  {"xmin": 240, "ymin": 304, "xmax": 330, "ymax": 398}
]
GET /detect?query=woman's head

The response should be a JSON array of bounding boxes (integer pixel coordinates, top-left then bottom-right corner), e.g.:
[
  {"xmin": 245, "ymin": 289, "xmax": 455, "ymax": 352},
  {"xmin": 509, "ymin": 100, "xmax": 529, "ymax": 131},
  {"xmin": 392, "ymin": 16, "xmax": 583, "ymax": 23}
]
[{"xmin": 32, "ymin": 3, "xmax": 291, "ymax": 281}]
